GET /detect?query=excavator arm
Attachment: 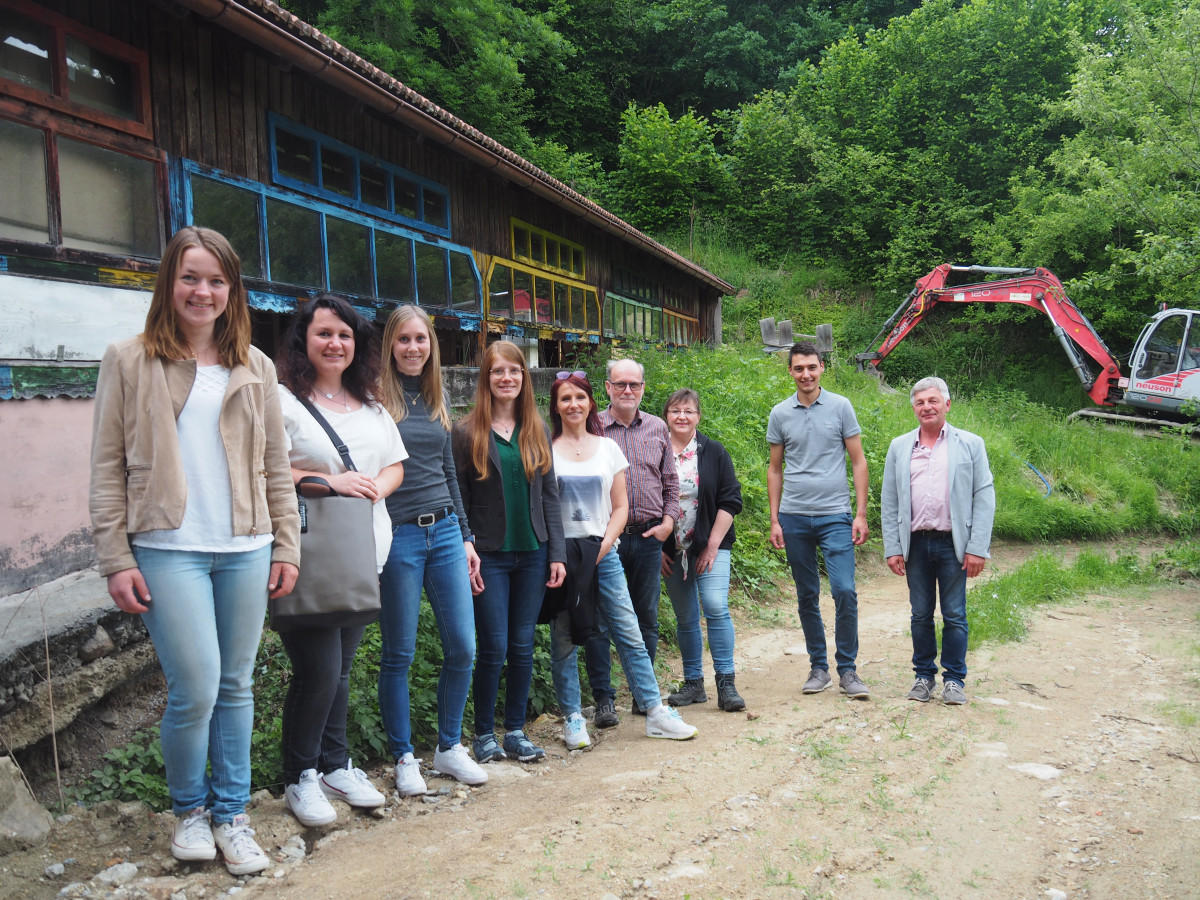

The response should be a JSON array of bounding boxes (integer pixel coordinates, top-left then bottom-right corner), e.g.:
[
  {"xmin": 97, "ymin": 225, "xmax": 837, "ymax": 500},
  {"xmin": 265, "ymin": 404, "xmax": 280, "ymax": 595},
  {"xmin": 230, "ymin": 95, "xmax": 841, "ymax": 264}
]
[{"xmin": 856, "ymin": 265, "xmax": 1126, "ymax": 407}]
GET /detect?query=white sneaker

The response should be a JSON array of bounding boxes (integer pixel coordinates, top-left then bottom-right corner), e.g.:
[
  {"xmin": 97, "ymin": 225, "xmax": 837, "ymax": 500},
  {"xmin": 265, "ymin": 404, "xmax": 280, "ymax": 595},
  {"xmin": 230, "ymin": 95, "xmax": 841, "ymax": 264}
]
[
  {"xmin": 212, "ymin": 814, "xmax": 270, "ymax": 876},
  {"xmin": 171, "ymin": 807, "xmax": 216, "ymax": 861},
  {"xmin": 645, "ymin": 703, "xmax": 698, "ymax": 740},
  {"xmin": 321, "ymin": 759, "xmax": 385, "ymax": 808},
  {"xmin": 563, "ymin": 712, "xmax": 591, "ymax": 749},
  {"xmin": 394, "ymin": 752, "xmax": 428, "ymax": 797},
  {"xmin": 432, "ymin": 743, "xmax": 489, "ymax": 785},
  {"xmin": 285, "ymin": 769, "xmax": 337, "ymax": 826}
]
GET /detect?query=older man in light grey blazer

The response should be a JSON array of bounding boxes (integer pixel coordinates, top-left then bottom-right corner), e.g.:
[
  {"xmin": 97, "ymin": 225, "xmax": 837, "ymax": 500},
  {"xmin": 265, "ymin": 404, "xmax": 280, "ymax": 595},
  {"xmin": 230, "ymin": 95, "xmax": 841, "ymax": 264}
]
[{"xmin": 882, "ymin": 377, "xmax": 995, "ymax": 706}]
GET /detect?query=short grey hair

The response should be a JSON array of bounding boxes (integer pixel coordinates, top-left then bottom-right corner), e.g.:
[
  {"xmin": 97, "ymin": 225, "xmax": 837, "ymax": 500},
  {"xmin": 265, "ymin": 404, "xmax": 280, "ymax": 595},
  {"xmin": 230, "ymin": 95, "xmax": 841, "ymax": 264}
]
[
  {"xmin": 910, "ymin": 376, "xmax": 950, "ymax": 402},
  {"xmin": 606, "ymin": 358, "xmax": 644, "ymax": 380}
]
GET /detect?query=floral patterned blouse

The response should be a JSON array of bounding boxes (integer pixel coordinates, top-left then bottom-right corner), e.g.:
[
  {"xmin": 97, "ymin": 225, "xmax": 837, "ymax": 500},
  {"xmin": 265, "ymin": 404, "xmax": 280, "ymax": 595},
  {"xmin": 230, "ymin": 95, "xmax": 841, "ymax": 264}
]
[{"xmin": 672, "ymin": 435, "xmax": 700, "ymax": 552}]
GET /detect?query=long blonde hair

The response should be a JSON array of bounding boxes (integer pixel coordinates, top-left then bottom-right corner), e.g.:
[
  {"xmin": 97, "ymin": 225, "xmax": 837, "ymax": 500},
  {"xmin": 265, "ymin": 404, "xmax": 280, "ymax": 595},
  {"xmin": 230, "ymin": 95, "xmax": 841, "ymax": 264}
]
[
  {"xmin": 379, "ymin": 305, "xmax": 451, "ymax": 429},
  {"xmin": 462, "ymin": 341, "xmax": 551, "ymax": 480},
  {"xmin": 142, "ymin": 226, "xmax": 250, "ymax": 368}
]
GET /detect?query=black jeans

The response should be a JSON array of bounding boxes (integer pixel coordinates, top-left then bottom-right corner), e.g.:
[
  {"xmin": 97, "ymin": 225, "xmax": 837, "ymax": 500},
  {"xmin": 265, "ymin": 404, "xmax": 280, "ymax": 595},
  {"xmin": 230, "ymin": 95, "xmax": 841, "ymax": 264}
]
[{"xmin": 279, "ymin": 624, "xmax": 366, "ymax": 785}]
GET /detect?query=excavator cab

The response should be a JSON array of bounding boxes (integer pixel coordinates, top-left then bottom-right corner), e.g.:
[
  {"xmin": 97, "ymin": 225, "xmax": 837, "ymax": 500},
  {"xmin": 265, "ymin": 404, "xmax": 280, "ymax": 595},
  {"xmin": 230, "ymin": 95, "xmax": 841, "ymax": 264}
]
[{"xmin": 1126, "ymin": 310, "xmax": 1200, "ymax": 414}]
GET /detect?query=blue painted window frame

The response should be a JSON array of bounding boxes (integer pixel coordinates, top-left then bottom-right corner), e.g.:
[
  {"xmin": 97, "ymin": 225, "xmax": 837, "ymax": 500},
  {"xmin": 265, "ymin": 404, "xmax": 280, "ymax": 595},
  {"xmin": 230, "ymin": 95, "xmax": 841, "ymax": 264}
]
[
  {"xmin": 267, "ymin": 113, "xmax": 451, "ymax": 238},
  {"xmin": 177, "ymin": 159, "xmax": 480, "ymax": 313}
]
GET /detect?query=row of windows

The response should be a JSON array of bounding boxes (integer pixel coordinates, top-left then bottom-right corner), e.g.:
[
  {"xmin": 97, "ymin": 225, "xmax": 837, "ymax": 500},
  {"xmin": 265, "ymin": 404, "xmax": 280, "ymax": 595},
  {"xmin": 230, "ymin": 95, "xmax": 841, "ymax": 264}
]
[
  {"xmin": 511, "ymin": 220, "xmax": 584, "ymax": 278},
  {"xmin": 487, "ymin": 260, "xmax": 599, "ymax": 332},
  {"xmin": 664, "ymin": 309, "xmax": 699, "ymax": 346},
  {"xmin": 269, "ymin": 115, "xmax": 450, "ymax": 236},
  {"xmin": 0, "ymin": 116, "xmax": 161, "ymax": 257},
  {"xmin": 186, "ymin": 164, "xmax": 478, "ymax": 312},
  {"xmin": 605, "ymin": 293, "xmax": 661, "ymax": 340},
  {"xmin": 612, "ymin": 267, "xmax": 656, "ymax": 303}
]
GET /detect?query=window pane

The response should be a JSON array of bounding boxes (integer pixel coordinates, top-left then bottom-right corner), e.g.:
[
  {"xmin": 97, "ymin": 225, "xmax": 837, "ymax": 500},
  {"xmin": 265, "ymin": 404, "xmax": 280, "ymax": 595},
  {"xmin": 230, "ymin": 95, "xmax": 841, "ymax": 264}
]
[
  {"xmin": 530, "ymin": 232, "xmax": 544, "ymax": 264},
  {"xmin": 488, "ymin": 263, "xmax": 513, "ymax": 319},
  {"xmin": 361, "ymin": 162, "xmax": 388, "ymax": 209},
  {"xmin": 265, "ymin": 197, "xmax": 321, "ymax": 286},
  {"xmin": 449, "ymin": 250, "xmax": 478, "ymax": 312},
  {"xmin": 553, "ymin": 281, "xmax": 568, "ymax": 326},
  {"xmin": 191, "ymin": 175, "xmax": 262, "ymax": 277},
  {"xmin": 375, "ymin": 231, "xmax": 413, "ymax": 303},
  {"xmin": 275, "ymin": 128, "xmax": 315, "ymax": 185},
  {"xmin": 395, "ymin": 179, "xmax": 417, "ymax": 219},
  {"xmin": 625, "ymin": 303, "xmax": 637, "ymax": 336},
  {"xmin": 570, "ymin": 286, "xmax": 585, "ymax": 330},
  {"xmin": 1, "ymin": 13, "xmax": 53, "ymax": 92},
  {"xmin": 534, "ymin": 276, "xmax": 552, "ymax": 324},
  {"xmin": 572, "ymin": 248, "xmax": 583, "ymax": 275},
  {"xmin": 546, "ymin": 238, "xmax": 559, "ymax": 269},
  {"xmin": 65, "ymin": 37, "xmax": 137, "ymax": 120},
  {"xmin": 513, "ymin": 225, "xmax": 529, "ymax": 260},
  {"xmin": 610, "ymin": 300, "xmax": 623, "ymax": 335},
  {"xmin": 414, "ymin": 242, "xmax": 447, "ymax": 307},
  {"xmin": 650, "ymin": 307, "xmax": 661, "ymax": 340},
  {"xmin": 0, "ymin": 119, "xmax": 49, "ymax": 243},
  {"xmin": 59, "ymin": 137, "xmax": 158, "ymax": 256},
  {"xmin": 513, "ymin": 268, "xmax": 533, "ymax": 321},
  {"xmin": 320, "ymin": 147, "xmax": 355, "ymax": 198},
  {"xmin": 585, "ymin": 290, "xmax": 599, "ymax": 332},
  {"xmin": 326, "ymin": 217, "xmax": 371, "ymax": 295},
  {"xmin": 424, "ymin": 190, "xmax": 447, "ymax": 229},
  {"xmin": 603, "ymin": 295, "xmax": 613, "ymax": 333},
  {"xmin": 1136, "ymin": 315, "xmax": 1188, "ymax": 379}
]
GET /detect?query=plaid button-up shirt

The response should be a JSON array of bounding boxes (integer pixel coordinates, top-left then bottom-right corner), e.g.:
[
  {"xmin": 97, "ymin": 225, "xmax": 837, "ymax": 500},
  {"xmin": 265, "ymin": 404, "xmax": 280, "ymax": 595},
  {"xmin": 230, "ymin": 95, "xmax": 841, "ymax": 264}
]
[{"xmin": 598, "ymin": 408, "xmax": 681, "ymax": 525}]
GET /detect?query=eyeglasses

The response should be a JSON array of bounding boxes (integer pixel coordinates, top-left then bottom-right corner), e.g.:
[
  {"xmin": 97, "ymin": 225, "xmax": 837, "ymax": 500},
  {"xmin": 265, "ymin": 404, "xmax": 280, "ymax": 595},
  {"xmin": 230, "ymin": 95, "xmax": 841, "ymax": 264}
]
[
  {"xmin": 667, "ymin": 408, "xmax": 699, "ymax": 417},
  {"xmin": 609, "ymin": 381, "xmax": 644, "ymax": 392},
  {"xmin": 489, "ymin": 366, "xmax": 523, "ymax": 378},
  {"xmin": 555, "ymin": 370, "xmax": 587, "ymax": 380}
]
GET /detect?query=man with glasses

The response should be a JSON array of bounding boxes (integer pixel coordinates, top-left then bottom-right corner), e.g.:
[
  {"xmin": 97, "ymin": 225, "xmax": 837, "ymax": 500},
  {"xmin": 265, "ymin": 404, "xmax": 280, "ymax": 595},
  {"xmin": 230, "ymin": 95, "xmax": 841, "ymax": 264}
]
[
  {"xmin": 586, "ymin": 359, "xmax": 680, "ymax": 728},
  {"xmin": 768, "ymin": 341, "xmax": 872, "ymax": 700}
]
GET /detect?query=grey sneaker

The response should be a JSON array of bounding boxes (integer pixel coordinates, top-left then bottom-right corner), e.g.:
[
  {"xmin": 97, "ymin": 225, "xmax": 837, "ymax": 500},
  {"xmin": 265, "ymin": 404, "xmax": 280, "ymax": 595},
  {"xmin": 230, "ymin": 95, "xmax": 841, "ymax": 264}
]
[
  {"xmin": 594, "ymin": 700, "xmax": 619, "ymax": 728},
  {"xmin": 942, "ymin": 680, "xmax": 967, "ymax": 705},
  {"xmin": 839, "ymin": 671, "xmax": 870, "ymax": 700},
  {"xmin": 801, "ymin": 668, "xmax": 832, "ymax": 694},
  {"xmin": 906, "ymin": 677, "xmax": 934, "ymax": 702}
]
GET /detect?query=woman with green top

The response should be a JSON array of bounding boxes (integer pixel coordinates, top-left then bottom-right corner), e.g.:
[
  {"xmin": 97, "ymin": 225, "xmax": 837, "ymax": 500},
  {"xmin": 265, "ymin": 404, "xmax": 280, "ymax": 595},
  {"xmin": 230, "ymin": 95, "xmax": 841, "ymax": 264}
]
[{"xmin": 452, "ymin": 341, "xmax": 566, "ymax": 764}]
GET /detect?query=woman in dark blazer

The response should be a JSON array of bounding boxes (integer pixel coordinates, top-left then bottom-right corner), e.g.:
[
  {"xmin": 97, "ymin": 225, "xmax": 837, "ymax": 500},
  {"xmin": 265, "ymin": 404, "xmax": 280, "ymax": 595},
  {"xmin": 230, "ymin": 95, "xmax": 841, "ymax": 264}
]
[
  {"xmin": 452, "ymin": 341, "xmax": 565, "ymax": 763},
  {"xmin": 659, "ymin": 388, "xmax": 746, "ymax": 712}
]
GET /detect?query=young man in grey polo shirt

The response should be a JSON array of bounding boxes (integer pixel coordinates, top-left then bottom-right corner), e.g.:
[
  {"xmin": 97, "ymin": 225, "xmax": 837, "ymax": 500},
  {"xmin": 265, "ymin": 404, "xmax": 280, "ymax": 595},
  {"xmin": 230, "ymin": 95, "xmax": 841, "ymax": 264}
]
[{"xmin": 767, "ymin": 341, "xmax": 871, "ymax": 699}]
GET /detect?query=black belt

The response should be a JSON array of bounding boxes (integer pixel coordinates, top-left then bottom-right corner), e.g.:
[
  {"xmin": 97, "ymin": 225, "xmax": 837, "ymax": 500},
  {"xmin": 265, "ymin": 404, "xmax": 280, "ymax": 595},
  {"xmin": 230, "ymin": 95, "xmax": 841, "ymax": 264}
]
[
  {"xmin": 401, "ymin": 507, "xmax": 452, "ymax": 528},
  {"xmin": 913, "ymin": 529, "xmax": 951, "ymax": 537},
  {"xmin": 624, "ymin": 517, "xmax": 662, "ymax": 535}
]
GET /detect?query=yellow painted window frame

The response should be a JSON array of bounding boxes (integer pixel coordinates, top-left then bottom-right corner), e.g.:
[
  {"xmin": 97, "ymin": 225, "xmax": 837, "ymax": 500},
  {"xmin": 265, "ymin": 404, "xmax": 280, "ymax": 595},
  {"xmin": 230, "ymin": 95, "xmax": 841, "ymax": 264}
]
[
  {"xmin": 510, "ymin": 218, "xmax": 585, "ymax": 278},
  {"xmin": 484, "ymin": 257, "xmax": 600, "ymax": 334}
]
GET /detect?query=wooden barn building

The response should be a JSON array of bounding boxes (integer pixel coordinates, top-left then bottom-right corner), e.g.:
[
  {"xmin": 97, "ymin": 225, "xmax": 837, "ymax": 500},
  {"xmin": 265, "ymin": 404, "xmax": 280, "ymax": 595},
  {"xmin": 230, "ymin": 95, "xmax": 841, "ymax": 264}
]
[{"xmin": 0, "ymin": 0, "xmax": 731, "ymax": 594}]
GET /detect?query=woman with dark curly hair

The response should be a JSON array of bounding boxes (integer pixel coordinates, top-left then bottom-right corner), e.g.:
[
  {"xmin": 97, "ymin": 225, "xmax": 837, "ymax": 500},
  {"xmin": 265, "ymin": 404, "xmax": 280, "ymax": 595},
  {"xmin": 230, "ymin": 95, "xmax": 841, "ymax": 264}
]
[{"xmin": 275, "ymin": 295, "xmax": 407, "ymax": 826}]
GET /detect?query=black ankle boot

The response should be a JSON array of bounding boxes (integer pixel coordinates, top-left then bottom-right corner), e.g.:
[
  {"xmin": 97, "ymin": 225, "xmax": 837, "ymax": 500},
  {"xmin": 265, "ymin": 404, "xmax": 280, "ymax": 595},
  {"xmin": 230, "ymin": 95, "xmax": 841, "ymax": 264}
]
[
  {"xmin": 715, "ymin": 673, "xmax": 745, "ymax": 711},
  {"xmin": 667, "ymin": 678, "xmax": 708, "ymax": 707}
]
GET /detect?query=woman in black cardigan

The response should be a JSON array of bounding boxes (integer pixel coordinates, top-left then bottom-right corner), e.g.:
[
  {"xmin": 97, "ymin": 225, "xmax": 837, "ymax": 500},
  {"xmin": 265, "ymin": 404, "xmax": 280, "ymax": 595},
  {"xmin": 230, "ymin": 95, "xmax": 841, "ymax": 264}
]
[
  {"xmin": 452, "ymin": 341, "xmax": 565, "ymax": 763},
  {"xmin": 659, "ymin": 388, "xmax": 746, "ymax": 711}
]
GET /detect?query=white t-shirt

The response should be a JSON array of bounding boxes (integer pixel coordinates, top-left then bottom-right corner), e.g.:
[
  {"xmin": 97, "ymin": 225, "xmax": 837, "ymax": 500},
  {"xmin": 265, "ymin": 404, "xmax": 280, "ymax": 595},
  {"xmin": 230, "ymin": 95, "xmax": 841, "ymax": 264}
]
[
  {"xmin": 279, "ymin": 387, "xmax": 408, "ymax": 571},
  {"xmin": 553, "ymin": 437, "xmax": 629, "ymax": 540},
  {"xmin": 132, "ymin": 365, "xmax": 273, "ymax": 554}
]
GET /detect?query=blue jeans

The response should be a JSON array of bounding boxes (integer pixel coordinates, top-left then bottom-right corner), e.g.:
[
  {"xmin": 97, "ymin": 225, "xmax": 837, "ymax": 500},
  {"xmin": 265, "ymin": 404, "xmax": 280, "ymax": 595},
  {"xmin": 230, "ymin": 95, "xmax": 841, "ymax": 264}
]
[
  {"xmin": 551, "ymin": 551, "xmax": 662, "ymax": 716},
  {"xmin": 133, "ymin": 544, "xmax": 270, "ymax": 824},
  {"xmin": 779, "ymin": 513, "xmax": 859, "ymax": 675},
  {"xmin": 378, "ymin": 514, "xmax": 476, "ymax": 755},
  {"xmin": 663, "ymin": 548, "xmax": 736, "ymax": 678},
  {"xmin": 472, "ymin": 543, "xmax": 549, "ymax": 735},
  {"xmin": 584, "ymin": 532, "xmax": 663, "ymax": 704},
  {"xmin": 906, "ymin": 531, "xmax": 969, "ymax": 684}
]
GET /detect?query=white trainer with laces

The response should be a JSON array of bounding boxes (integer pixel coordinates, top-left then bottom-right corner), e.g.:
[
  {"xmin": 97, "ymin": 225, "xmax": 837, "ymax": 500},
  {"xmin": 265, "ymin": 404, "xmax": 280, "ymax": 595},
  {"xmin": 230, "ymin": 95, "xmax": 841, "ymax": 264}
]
[
  {"xmin": 171, "ymin": 807, "xmax": 216, "ymax": 861},
  {"xmin": 433, "ymin": 743, "xmax": 489, "ymax": 785},
  {"xmin": 212, "ymin": 814, "xmax": 270, "ymax": 876},
  {"xmin": 562, "ymin": 712, "xmax": 591, "ymax": 749},
  {"xmin": 285, "ymin": 768, "xmax": 337, "ymax": 826},
  {"xmin": 321, "ymin": 759, "xmax": 385, "ymax": 808},
  {"xmin": 394, "ymin": 752, "xmax": 428, "ymax": 797},
  {"xmin": 645, "ymin": 703, "xmax": 698, "ymax": 740}
]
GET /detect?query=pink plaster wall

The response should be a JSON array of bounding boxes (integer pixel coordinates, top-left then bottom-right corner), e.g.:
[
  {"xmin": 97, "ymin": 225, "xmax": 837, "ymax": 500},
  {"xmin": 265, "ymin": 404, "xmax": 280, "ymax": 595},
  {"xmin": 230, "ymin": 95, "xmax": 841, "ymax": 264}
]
[{"xmin": 0, "ymin": 398, "xmax": 97, "ymax": 593}]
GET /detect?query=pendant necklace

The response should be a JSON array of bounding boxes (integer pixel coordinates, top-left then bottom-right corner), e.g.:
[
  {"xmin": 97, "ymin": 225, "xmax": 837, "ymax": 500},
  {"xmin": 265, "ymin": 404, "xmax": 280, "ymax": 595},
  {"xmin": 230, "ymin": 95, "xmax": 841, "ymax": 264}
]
[
  {"xmin": 402, "ymin": 388, "xmax": 421, "ymax": 407},
  {"xmin": 319, "ymin": 386, "xmax": 350, "ymax": 411}
]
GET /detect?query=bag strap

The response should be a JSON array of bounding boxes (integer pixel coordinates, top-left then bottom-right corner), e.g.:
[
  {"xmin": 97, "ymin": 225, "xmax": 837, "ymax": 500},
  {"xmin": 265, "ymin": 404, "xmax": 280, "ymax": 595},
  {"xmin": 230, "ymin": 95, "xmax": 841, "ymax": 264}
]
[{"xmin": 297, "ymin": 396, "xmax": 359, "ymax": 472}]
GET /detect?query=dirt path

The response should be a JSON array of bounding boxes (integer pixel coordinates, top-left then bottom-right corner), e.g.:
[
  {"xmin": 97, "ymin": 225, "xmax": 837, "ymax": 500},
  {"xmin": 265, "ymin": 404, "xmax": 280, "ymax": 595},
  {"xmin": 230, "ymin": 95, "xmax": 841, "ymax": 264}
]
[{"xmin": 8, "ymin": 547, "xmax": 1199, "ymax": 899}]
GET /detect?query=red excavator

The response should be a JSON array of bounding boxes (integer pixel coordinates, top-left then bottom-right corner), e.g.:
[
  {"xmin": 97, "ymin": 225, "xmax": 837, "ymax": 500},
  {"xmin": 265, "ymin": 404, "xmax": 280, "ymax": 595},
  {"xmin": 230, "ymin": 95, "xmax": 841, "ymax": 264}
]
[{"xmin": 856, "ymin": 264, "xmax": 1200, "ymax": 424}]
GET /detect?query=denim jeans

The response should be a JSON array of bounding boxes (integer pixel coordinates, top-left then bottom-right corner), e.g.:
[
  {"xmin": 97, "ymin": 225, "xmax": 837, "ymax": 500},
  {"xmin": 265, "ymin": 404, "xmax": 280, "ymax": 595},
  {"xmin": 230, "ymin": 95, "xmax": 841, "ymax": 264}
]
[
  {"xmin": 551, "ymin": 551, "xmax": 662, "ymax": 716},
  {"xmin": 584, "ymin": 532, "xmax": 663, "ymax": 704},
  {"xmin": 132, "ymin": 544, "xmax": 270, "ymax": 824},
  {"xmin": 663, "ymin": 548, "xmax": 735, "ymax": 678},
  {"xmin": 779, "ymin": 513, "xmax": 859, "ymax": 675},
  {"xmin": 279, "ymin": 624, "xmax": 366, "ymax": 784},
  {"xmin": 906, "ymin": 531, "xmax": 969, "ymax": 684},
  {"xmin": 378, "ymin": 514, "xmax": 476, "ymax": 755},
  {"xmin": 472, "ymin": 543, "xmax": 549, "ymax": 735}
]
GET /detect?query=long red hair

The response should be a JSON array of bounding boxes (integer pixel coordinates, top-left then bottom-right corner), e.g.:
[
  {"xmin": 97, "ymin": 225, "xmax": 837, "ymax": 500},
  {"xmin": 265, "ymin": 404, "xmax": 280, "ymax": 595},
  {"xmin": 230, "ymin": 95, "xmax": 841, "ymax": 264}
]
[{"xmin": 461, "ymin": 341, "xmax": 551, "ymax": 480}]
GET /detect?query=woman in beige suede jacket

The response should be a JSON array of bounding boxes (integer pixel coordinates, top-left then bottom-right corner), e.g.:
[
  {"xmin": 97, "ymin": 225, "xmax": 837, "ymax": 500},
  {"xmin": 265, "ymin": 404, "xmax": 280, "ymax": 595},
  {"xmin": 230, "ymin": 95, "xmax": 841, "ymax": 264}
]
[{"xmin": 89, "ymin": 226, "xmax": 298, "ymax": 876}]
